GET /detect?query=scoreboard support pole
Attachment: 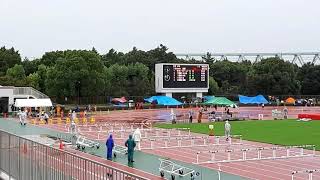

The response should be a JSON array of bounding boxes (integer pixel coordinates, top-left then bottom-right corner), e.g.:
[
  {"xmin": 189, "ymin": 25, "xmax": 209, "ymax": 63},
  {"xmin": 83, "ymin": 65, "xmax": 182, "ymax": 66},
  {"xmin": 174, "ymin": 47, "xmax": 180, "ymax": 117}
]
[
  {"xmin": 165, "ymin": 92, "xmax": 202, "ymax": 98},
  {"xmin": 196, "ymin": 92, "xmax": 203, "ymax": 98}
]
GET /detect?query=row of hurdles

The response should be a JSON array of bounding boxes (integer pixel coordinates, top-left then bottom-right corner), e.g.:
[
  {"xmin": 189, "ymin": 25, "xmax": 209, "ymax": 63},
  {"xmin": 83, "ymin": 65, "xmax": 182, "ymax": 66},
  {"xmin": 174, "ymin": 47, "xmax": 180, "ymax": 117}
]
[
  {"xmin": 29, "ymin": 117, "xmax": 97, "ymax": 125},
  {"xmin": 140, "ymin": 135, "xmax": 242, "ymax": 150},
  {"xmin": 68, "ymin": 123, "xmax": 243, "ymax": 149},
  {"xmin": 194, "ymin": 144, "xmax": 316, "ymax": 164},
  {"xmin": 291, "ymin": 168, "xmax": 319, "ymax": 180}
]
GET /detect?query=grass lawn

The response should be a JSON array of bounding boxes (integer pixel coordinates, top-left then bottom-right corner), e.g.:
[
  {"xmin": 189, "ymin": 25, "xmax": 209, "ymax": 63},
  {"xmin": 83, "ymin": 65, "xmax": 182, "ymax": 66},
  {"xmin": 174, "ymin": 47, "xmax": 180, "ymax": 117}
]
[{"xmin": 155, "ymin": 119, "xmax": 320, "ymax": 150}]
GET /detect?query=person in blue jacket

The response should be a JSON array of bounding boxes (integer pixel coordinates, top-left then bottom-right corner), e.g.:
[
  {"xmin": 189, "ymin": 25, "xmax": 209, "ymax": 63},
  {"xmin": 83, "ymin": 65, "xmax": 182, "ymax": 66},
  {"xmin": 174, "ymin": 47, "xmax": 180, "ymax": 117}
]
[{"xmin": 106, "ymin": 134, "xmax": 114, "ymax": 160}]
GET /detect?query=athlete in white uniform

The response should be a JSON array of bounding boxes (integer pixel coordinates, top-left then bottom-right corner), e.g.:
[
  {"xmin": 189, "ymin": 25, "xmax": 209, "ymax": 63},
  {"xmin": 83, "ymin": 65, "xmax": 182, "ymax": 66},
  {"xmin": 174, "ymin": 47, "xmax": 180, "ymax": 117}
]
[
  {"xmin": 225, "ymin": 120, "xmax": 231, "ymax": 141},
  {"xmin": 133, "ymin": 128, "xmax": 142, "ymax": 150},
  {"xmin": 170, "ymin": 109, "xmax": 177, "ymax": 124},
  {"xmin": 22, "ymin": 110, "xmax": 27, "ymax": 125},
  {"xmin": 18, "ymin": 110, "xmax": 23, "ymax": 125}
]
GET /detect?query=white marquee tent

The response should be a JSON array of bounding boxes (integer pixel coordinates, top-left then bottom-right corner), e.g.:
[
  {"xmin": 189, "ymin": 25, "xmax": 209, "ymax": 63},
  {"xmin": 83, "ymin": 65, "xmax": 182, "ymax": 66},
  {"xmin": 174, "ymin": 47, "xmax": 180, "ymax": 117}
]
[{"xmin": 14, "ymin": 98, "xmax": 53, "ymax": 107}]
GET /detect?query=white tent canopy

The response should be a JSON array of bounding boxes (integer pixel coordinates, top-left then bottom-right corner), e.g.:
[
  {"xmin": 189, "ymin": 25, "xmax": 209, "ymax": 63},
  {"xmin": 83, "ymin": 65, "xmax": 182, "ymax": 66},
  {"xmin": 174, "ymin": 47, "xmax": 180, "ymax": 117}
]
[{"xmin": 14, "ymin": 98, "xmax": 53, "ymax": 107}]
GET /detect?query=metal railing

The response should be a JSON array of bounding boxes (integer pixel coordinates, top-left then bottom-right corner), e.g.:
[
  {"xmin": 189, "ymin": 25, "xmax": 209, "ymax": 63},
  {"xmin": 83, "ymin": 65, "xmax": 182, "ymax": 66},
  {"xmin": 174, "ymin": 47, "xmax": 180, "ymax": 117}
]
[
  {"xmin": 0, "ymin": 129, "xmax": 149, "ymax": 180},
  {"xmin": 13, "ymin": 87, "xmax": 48, "ymax": 99}
]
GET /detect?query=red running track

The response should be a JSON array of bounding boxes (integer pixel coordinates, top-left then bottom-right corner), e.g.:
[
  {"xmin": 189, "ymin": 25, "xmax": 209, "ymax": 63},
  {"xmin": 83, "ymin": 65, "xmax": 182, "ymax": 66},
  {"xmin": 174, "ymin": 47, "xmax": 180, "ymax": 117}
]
[{"xmin": 30, "ymin": 106, "xmax": 320, "ymax": 180}]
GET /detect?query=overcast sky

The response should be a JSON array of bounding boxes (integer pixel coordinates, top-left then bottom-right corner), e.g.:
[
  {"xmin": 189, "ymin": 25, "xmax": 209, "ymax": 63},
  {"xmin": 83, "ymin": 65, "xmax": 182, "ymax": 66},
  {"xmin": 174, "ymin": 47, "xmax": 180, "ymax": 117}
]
[{"xmin": 1, "ymin": 0, "xmax": 319, "ymax": 58}]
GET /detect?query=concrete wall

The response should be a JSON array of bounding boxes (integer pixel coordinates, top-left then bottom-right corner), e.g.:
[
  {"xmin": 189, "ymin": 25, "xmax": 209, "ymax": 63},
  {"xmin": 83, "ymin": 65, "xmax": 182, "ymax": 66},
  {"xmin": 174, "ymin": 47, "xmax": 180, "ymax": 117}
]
[{"xmin": 0, "ymin": 88, "xmax": 14, "ymax": 112}]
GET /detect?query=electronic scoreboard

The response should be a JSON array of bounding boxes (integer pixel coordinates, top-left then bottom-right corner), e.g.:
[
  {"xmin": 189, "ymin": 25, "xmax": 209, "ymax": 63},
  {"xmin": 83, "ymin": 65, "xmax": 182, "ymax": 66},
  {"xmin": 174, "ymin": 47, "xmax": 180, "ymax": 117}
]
[{"xmin": 155, "ymin": 63, "xmax": 209, "ymax": 93}]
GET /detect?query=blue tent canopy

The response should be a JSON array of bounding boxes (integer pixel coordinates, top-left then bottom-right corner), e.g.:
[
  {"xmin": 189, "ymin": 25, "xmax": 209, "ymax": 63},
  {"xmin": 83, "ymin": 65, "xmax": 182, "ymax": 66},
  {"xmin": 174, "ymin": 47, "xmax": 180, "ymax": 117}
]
[
  {"xmin": 144, "ymin": 96, "xmax": 183, "ymax": 106},
  {"xmin": 203, "ymin": 96, "xmax": 215, "ymax": 102},
  {"xmin": 239, "ymin": 95, "xmax": 268, "ymax": 104}
]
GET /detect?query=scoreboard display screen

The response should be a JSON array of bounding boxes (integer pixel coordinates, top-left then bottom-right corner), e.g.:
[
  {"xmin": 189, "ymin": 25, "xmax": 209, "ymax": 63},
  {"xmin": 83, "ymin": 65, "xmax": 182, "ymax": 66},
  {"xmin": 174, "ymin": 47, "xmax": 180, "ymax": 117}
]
[{"xmin": 162, "ymin": 64, "xmax": 208, "ymax": 88}]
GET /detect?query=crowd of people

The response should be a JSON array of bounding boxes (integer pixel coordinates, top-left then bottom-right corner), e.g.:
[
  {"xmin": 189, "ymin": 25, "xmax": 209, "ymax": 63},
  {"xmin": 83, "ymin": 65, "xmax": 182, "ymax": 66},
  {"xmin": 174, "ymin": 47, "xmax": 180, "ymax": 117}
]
[{"xmin": 15, "ymin": 104, "xmax": 99, "ymax": 125}]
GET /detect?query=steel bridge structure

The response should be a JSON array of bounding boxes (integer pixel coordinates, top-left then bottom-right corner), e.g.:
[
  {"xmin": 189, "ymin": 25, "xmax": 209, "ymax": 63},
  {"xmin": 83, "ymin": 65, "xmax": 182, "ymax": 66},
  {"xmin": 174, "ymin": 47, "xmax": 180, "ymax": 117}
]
[{"xmin": 175, "ymin": 52, "xmax": 320, "ymax": 65}]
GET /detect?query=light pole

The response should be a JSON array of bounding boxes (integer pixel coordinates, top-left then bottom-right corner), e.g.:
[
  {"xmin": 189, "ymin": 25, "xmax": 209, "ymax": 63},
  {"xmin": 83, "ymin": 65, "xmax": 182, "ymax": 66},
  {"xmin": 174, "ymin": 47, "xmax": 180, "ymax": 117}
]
[{"xmin": 77, "ymin": 81, "xmax": 80, "ymax": 105}]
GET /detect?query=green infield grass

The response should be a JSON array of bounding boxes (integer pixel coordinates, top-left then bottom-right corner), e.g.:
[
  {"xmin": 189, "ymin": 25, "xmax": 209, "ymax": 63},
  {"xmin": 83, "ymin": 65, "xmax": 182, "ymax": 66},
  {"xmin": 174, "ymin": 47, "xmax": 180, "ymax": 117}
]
[{"xmin": 155, "ymin": 119, "xmax": 320, "ymax": 150}]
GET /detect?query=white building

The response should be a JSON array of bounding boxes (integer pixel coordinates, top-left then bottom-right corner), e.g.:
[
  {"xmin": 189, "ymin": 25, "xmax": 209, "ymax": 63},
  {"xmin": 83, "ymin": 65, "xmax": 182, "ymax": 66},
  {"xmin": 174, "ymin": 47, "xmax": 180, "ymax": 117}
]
[{"xmin": 0, "ymin": 86, "xmax": 49, "ymax": 113}]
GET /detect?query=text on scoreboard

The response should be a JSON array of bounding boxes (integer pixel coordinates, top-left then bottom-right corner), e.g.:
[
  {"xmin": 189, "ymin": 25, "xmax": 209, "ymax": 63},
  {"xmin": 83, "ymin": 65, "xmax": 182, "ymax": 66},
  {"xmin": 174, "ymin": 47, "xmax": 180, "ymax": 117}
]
[{"xmin": 162, "ymin": 64, "xmax": 208, "ymax": 88}]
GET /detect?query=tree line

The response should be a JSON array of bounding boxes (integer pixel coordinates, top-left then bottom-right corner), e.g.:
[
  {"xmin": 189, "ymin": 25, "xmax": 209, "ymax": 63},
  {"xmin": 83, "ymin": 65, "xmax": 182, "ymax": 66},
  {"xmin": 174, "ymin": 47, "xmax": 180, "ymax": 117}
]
[{"xmin": 1, "ymin": 45, "xmax": 320, "ymax": 99}]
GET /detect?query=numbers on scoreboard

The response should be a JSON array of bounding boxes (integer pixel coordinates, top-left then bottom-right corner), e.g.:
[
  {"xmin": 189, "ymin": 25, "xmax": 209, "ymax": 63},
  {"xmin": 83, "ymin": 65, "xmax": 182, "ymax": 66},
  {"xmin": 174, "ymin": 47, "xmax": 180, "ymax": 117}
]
[
  {"xmin": 162, "ymin": 64, "xmax": 208, "ymax": 88},
  {"xmin": 172, "ymin": 65, "xmax": 207, "ymax": 82}
]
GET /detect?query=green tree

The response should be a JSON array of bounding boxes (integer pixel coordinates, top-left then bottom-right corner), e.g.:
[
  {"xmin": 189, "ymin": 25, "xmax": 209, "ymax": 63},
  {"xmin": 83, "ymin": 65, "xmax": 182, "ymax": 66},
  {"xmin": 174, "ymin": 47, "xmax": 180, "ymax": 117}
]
[
  {"xmin": 202, "ymin": 52, "xmax": 215, "ymax": 64},
  {"xmin": 297, "ymin": 63, "xmax": 320, "ymax": 95},
  {"xmin": 22, "ymin": 58, "xmax": 40, "ymax": 76},
  {"xmin": 104, "ymin": 64, "xmax": 129, "ymax": 96},
  {"xmin": 247, "ymin": 57, "xmax": 300, "ymax": 95},
  {"xmin": 36, "ymin": 64, "xmax": 48, "ymax": 92},
  {"xmin": 0, "ymin": 46, "xmax": 22, "ymax": 76},
  {"xmin": 5, "ymin": 64, "xmax": 27, "ymax": 86},
  {"xmin": 210, "ymin": 60, "xmax": 250, "ymax": 94},
  {"xmin": 127, "ymin": 63, "xmax": 153, "ymax": 96},
  {"xmin": 45, "ymin": 51, "xmax": 105, "ymax": 97},
  {"xmin": 101, "ymin": 49, "xmax": 125, "ymax": 67},
  {"xmin": 208, "ymin": 76, "xmax": 220, "ymax": 95},
  {"xmin": 39, "ymin": 50, "xmax": 65, "ymax": 67},
  {"xmin": 26, "ymin": 72, "xmax": 40, "ymax": 90},
  {"xmin": 6, "ymin": 64, "xmax": 26, "ymax": 79},
  {"xmin": 123, "ymin": 47, "xmax": 149, "ymax": 66},
  {"xmin": 146, "ymin": 44, "xmax": 182, "ymax": 70}
]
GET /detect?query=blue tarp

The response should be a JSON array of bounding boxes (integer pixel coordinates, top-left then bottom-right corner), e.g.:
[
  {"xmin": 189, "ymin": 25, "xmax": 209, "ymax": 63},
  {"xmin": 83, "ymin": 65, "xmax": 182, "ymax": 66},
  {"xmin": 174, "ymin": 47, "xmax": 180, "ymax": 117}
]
[
  {"xmin": 144, "ymin": 96, "xmax": 183, "ymax": 106},
  {"xmin": 203, "ymin": 96, "xmax": 215, "ymax": 102},
  {"xmin": 239, "ymin": 95, "xmax": 268, "ymax": 104}
]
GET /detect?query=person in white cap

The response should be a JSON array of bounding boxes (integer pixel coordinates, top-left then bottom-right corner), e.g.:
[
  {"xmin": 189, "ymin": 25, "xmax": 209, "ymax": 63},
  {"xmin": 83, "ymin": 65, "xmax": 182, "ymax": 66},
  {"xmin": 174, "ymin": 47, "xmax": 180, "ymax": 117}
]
[
  {"xmin": 132, "ymin": 128, "xmax": 142, "ymax": 150},
  {"xmin": 225, "ymin": 120, "xmax": 231, "ymax": 141}
]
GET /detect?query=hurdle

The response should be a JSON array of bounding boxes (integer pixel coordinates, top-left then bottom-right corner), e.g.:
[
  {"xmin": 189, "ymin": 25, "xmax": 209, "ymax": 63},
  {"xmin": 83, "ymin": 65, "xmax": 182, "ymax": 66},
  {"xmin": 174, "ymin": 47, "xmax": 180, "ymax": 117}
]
[
  {"xmin": 74, "ymin": 122, "xmax": 152, "ymax": 130},
  {"xmin": 214, "ymin": 135, "xmax": 242, "ymax": 145},
  {"xmin": 113, "ymin": 145, "xmax": 128, "ymax": 157},
  {"xmin": 141, "ymin": 135, "xmax": 243, "ymax": 150},
  {"xmin": 75, "ymin": 127, "xmax": 193, "ymax": 140},
  {"xmin": 96, "ymin": 128, "xmax": 191, "ymax": 141},
  {"xmin": 194, "ymin": 144, "xmax": 316, "ymax": 164},
  {"xmin": 158, "ymin": 158, "xmax": 198, "ymax": 179},
  {"xmin": 291, "ymin": 169, "xmax": 319, "ymax": 180}
]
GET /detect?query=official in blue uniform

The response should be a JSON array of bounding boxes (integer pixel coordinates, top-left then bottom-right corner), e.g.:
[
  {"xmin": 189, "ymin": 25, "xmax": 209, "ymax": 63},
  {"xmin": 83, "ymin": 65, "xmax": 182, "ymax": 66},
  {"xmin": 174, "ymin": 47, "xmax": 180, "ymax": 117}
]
[{"xmin": 106, "ymin": 134, "xmax": 114, "ymax": 160}]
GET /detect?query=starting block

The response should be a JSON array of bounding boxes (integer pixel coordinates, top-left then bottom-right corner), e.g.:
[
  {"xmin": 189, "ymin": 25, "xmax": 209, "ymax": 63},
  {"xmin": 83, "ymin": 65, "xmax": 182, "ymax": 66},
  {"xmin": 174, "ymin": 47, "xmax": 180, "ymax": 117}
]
[
  {"xmin": 82, "ymin": 118, "xmax": 87, "ymax": 124},
  {"xmin": 57, "ymin": 118, "xmax": 62, "ymax": 124},
  {"xmin": 48, "ymin": 119, "xmax": 53, "ymax": 124},
  {"xmin": 90, "ymin": 117, "xmax": 95, "ymax": 124},
  {"xmin": 66, "ymin": 118, "xmax": 71, "ymax": 124},
  {"xmin": 39, "ymin": 120, "xmax": 45, "ymax": 125},
  {"xmin": 31, "ymin": 119, "xmax": 36, "ymax": 124},
  {"xmin": 159, "ymin": 158, "xmax": 199, "ymax": 179},
  {"xmin": 74, "ymin": 118, "xmax": 79, "ymax": 124}
]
